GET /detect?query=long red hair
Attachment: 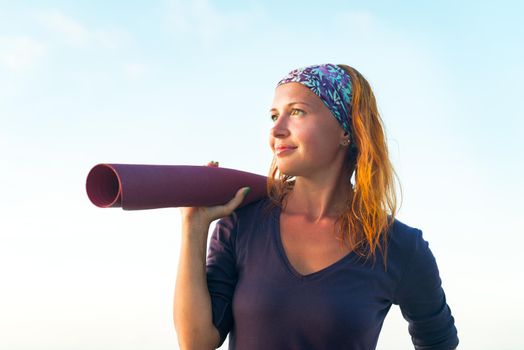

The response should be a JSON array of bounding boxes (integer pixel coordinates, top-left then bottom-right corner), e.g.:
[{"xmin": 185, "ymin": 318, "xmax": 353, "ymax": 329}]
[{"xmin": 265, "ymin": 64, "xmax": 402, "ymax": 264}]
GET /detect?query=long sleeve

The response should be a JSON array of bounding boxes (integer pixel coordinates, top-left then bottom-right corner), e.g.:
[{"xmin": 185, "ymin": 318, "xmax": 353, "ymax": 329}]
[
  {"xmin": 206, "ymin": 213, "xmax": 238, "ymax": 347},
  {"xmin": 393, "ymin": 230, "xmax": 459, "ymax": 350}
]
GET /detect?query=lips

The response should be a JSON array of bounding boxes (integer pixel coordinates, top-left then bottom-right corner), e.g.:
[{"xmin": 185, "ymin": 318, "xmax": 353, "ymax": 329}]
[
  {"xmin": 275, "ymin": 144, "xmax": 297, "ymax": 151},
  {"xmin": 275, "ymin": 145, "xmax": 297, "ymax": 155}
]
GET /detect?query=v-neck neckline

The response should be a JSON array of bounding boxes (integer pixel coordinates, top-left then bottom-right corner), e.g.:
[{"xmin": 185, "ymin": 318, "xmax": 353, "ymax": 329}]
[{"xmin": 272, "ymin": 205, "xmax": 355, "ymax": 281}]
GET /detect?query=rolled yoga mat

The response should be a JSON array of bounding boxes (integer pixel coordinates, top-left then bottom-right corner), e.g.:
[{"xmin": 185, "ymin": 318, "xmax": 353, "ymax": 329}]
[{"xmin": 86, "ymin": 164, "xmax": 268, "ymax": 210}]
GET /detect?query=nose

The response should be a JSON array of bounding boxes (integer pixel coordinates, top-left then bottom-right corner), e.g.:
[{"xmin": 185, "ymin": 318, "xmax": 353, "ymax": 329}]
[{"xmin": 270, "ymin": 114, "xmax": 290, "ymax": 139}]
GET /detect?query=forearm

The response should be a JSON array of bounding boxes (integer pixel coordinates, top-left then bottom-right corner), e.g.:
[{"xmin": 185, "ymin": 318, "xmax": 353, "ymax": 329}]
[{"xmin": 174, "ymin": 220, "xmax": 219, "ymax": 349}]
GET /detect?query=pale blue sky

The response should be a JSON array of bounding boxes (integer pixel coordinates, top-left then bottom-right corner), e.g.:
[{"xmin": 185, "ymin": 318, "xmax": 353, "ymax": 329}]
[{"xmin": 0, "ymin": 1, "xmax": 523, "ymax": 349}]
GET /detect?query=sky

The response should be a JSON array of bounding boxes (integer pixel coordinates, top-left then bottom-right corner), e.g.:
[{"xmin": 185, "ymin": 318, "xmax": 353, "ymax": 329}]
[{"xmin": 0, "ymin": 0, "xmax": 523, "ymax": 349}]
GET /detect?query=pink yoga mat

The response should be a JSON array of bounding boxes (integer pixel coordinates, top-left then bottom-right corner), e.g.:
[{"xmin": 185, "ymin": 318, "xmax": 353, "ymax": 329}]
[{"xmin": 86, "ymin": 164, "xmax": 268, "ymax": 210}]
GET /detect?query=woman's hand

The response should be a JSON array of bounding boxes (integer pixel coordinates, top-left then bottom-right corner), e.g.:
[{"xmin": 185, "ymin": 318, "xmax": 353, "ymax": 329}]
[{"xmin": 178, "ymin": 161, "xmax": 251, "ymax": 228}]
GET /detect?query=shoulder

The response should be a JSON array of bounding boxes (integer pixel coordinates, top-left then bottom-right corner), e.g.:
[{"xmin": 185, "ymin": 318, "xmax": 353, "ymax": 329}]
[
  {"xmin": 211, "ymin": 197, "xmax": 275, "ymax": 257},
  {"xmin": 215, "ymin": 197, "xmax": 276, "ymax": 236},
  {"xmin": 387, "ymin": 218, "xmax": 426, "ymax": 254},
  {"xmin": 235, "ymin": 196, "xmax": 276, "ymax": 221},
  {"xmin": 386, "ymin": 219, "xmax": 443, "ymax": 293},
  {"xmin": 385, "ymin": 218, "xmax": 434, "ymax": 272}
]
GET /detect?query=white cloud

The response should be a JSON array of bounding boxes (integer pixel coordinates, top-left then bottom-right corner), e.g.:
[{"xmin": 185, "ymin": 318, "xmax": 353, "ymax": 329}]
[
  {"xmin": 34, "ymin": 10, "xmax": 130, "ymax": 49},
  {"xmin": 123, "ymin": 62, "xmax": 147, "ymax": 79},
  {"xmin": 0, "ymin": 36, "xmax": 46, "ymax": 71},
  {"xmin": 167, "ymin": 0, "xmax": 264, "ymax": 43},
  {"xmin": 336, "ymin": 10, "xmax": 375, "ymax": 34},
  {"xmin": 93, "ymin": 29, "xmax": 132, "ymax": 50},
  {"xmin": 36, "ymin": 10, "xmax": 91, "ymax": 48}
]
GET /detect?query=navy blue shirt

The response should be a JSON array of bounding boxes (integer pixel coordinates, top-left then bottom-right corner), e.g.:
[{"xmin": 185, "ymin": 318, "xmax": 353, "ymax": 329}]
[{"xmin": 206, "ymin": 198, "xmax": 459, "ymax": 349}]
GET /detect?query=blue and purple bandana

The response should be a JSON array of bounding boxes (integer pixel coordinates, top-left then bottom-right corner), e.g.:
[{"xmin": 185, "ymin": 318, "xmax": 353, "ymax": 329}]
[{"xmin": 276, "ymin": 63, "xmax": 357, "ymax": 154}]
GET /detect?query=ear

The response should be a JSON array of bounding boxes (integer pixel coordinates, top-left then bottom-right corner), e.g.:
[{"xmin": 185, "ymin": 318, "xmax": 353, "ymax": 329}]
[{"xmin": 339, "ymin": 130, "xmax": 349, "ymax": 143}]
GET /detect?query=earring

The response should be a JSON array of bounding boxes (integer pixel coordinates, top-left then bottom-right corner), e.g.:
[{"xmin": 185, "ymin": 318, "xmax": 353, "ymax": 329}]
[{"xmin": 341, "ymin": 138, "xmax": 350, "ymax": 146}]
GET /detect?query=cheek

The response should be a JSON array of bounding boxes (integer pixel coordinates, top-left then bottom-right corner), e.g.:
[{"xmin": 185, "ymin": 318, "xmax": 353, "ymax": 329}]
[
  {"xmin": 299, "ymin": 126, "xmax": 337, "ymax": 154},
  {"xmin": 295, "ymin": 122, "xmax": 317, "ymax": 143}
]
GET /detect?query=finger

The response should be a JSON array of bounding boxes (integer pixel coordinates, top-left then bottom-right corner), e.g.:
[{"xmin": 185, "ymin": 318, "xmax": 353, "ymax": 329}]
[
  {"xmin": 207, "ymin": 187, "xmax": 250, "ymax": 221},
  {"xmin": 223, "ymin": 187, "xmax": 250, "ymax": 212},
  {"xmin": 207, "ymin": 161, "xmax": 219, "ymax": 167}
]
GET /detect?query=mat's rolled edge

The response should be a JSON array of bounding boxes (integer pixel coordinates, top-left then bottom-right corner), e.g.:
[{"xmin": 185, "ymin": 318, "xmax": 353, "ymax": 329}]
[{"xmin": 86, "ymin": 164, "xmax": 122, "ymax": 208}]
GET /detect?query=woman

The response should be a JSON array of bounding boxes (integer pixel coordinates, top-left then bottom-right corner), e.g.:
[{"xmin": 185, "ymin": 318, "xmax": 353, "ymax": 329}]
[{"xmin": 174, "ymin": 63, "xmax": 459, "ymax": 349}]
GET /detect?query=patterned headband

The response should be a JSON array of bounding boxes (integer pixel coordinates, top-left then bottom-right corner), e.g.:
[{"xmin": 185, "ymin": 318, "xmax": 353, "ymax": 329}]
[{"xmin": 276, "ymin": 64, "xmax": 355, "ymax": 152}]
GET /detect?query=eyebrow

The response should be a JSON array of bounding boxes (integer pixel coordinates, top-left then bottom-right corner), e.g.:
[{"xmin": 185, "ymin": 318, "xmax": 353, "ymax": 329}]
[{"xmin": 269, "ymin": 101, "xmax": 312, "ymax": 112}]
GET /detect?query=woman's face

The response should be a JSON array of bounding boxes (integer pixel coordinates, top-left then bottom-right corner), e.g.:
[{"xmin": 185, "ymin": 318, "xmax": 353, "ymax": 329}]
[{"xmin": 269, "ymin": 82, "xmax": 347, "ymax": 178}]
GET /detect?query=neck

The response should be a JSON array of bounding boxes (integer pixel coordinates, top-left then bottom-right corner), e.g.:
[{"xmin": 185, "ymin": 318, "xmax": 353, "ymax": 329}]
[{"xmin": 283, "ymin": 169, "xmax": 352, "ymax": 224}]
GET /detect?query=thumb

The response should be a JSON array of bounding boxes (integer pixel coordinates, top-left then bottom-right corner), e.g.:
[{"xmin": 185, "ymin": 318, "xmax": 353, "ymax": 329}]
[
  {"xmin": 208, "ymin": 187, "xmax": 251, "ymax": 221},
  {"xmin": 224, "ymin": 187, "xmax": 251, "ymax": 212}
]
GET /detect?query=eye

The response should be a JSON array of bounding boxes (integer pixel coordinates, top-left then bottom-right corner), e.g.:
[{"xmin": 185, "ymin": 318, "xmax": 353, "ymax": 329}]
[
  {"xmin": 270, "ymin": 108, "xmax": 304, "ymax": 122},
  {"xmin": 290, "ymin": 108, "xmax": 305, "ymax": 116}
]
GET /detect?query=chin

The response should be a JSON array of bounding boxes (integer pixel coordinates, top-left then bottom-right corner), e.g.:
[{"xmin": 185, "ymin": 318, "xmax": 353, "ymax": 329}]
[
  {"xmin": 276, "ymin": 163, "xmax": 303, "ymax": 177},
  {"xmin": 275, "ymin": 165, "xmax": 293, "ymax": 177}
]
